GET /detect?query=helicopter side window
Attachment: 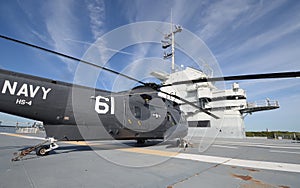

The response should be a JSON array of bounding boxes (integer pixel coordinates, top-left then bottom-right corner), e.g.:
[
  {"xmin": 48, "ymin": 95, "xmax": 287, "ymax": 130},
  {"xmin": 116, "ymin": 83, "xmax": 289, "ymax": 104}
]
[
  {"xmin": 167, "ymin": 114, "xmax": 170, "ymax": 121},
  {"xmin": 167, "ymin": 112, "xmax": 176, "ymax": 126},
  {"xmin": 134, "ymin": 106, "xmax": 141, "ymax": 119}
]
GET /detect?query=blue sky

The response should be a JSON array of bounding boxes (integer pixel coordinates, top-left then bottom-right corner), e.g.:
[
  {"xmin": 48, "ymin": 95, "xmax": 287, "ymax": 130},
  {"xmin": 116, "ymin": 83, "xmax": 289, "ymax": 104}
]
[{"xmin": 0, "ymin": 0, "xmax": 299, "ymax": 131}]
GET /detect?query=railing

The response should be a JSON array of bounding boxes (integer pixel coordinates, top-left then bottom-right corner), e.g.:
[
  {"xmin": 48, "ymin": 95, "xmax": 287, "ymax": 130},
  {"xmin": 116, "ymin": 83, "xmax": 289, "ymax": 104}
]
[{"xmin": 247, "ymin": 100, "xmax": 279, "ymax": 108}]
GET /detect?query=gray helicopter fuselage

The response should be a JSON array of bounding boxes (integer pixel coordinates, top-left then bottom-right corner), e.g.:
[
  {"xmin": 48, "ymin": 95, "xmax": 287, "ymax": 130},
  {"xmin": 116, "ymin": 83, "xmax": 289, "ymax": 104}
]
[{"xmin": 0, "ymin": 69, "xmax": 188, "ymax": 141}]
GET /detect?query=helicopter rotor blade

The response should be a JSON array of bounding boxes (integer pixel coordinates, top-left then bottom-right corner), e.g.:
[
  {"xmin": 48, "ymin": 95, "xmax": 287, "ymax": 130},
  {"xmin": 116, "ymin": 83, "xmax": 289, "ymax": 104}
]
[
  {"xmin": 161, "ymin": 71, "xmax": 300, "ymax": 87},
  {"xmin": 0, "ymin": 35, "xmax": 146, "ymax": 86},
  {"xmin": 0, "ymin": 34, "xmax": 219, "ymax": 119}
]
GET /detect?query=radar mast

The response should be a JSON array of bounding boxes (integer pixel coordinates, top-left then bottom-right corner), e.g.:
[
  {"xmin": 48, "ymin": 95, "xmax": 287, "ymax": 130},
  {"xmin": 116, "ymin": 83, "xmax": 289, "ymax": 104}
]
[{"xmin": 162, "ymin": 11, "xmax": 182, "ymax": 73}]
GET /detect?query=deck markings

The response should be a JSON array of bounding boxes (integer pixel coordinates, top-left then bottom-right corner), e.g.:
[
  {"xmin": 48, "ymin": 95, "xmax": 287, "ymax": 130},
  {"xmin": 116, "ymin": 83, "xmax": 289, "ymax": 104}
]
[
  {"xmin": 118, "ymin": 147, "xmax": 179, "ymax": 157},
  {"xmin": 215, "ymin": 141, "xmax": 300, "ymax": 150},
  {"xmin": 212, "ymin": 144, "xmax": 238, "ymax": 149},
  {"xmin": 269, "ymin": 150, "xmax": 300, "ymax": 155},
  {"xmin": 0, "ymin": 132, "xmax": 46, "ymax": 140},
  {"xmin": 121, "ymin": 147, "xmax": 300, "ymax": 173},
  {"xmin": 175, "ymin": 153, "xmax": 300, "ymax": 173},
  {"xmin": 2, "ymin": 132, "xmax": 300, "ymax": 173}
]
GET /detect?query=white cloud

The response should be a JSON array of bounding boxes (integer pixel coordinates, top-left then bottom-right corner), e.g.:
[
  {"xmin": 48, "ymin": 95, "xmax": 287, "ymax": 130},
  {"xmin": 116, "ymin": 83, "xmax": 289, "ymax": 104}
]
[
  {"xmin": 43, "ymin": 1, "xmax": 83, "ymax": 72},
  {"xmin": 196, "ymin": 0, "xmax": 251, "ymax": 40},
  {"xmin": 240, "ymin": 79, "xmax": 300, "ymax": 99},
  {"xmin": 112, "ymin": 57, "xmax": 171, "ymax": 91},
  {"xmin": 218, "ymin": 17, "xmax": 300, "ymax": 67},
  {"xmin": 231, "ymin": 0, "xmax": 285, "ymax": 30},
  {"xmin": 86, "ymin": 0, "xmax": 106, "ymax": 39},
  {"xmin": 221, "ymin": 38, "xmax": 300, "ymax": 76},
  {"xmin": 168, "ymin": 1, "xmax": 205, "ymax": 25},
  {"xmin": 194, "ymin": 0, "xmax": 286, "ymax": 41}
]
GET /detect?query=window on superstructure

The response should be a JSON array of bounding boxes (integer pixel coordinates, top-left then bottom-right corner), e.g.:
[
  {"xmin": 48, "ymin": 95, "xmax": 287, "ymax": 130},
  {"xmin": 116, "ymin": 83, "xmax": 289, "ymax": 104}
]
[{"xmin": 188, "ymin": 121, "xmax": 211, "ymax": 128}]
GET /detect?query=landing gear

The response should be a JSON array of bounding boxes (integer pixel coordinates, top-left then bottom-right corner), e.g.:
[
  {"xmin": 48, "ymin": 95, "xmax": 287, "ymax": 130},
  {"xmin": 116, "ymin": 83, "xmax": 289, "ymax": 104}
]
[
  {"xmin": 36, "ymin": 137, "xmax": 59, "ymax": 156},
  {"xmin": 12, "ymin": 137, "xmax": 59, "ymax": 161},
  {"xmin": 177, "ymin": 138, "xmax": 189, "ymax": 149},
  {"xmin": 137, "ymin": 139, "xmax": 146, "ymax": 144},
  {"xmin": 36, "ymin": 145, "xmax": 50, "ymax": 156}
]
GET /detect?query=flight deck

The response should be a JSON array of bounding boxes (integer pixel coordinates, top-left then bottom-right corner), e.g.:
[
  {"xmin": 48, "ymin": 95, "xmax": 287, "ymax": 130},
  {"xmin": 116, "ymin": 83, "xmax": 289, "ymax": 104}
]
[{"xmin": 0, "ymin": 130, "xmax": 299, "ymax": 188}]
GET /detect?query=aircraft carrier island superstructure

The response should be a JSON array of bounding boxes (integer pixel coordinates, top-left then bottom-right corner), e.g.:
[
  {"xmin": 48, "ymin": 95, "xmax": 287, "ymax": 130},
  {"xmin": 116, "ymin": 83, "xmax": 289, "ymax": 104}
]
[{"xmin": 152, "ymin": 67, "xmax": 279, "ymax": 138}]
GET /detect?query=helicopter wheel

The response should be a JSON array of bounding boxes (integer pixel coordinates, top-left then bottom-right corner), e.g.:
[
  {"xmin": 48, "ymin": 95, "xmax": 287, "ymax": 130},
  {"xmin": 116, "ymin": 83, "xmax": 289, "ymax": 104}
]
[
  {"xmin": 36, "ymin": 145, "xmax": 49, "ymax": 156},
  {"xmin": 137, "ymin": 139, "xmax": 146, "ymax": 144},
  {"xmin": 177, "ymin": 138, "xmax": 188, "ymax": 148}
]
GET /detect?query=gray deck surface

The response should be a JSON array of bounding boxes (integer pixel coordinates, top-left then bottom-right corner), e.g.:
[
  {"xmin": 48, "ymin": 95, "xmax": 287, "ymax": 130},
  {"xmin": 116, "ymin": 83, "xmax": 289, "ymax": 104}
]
[{"xmin": 0, "ymin": 131, "xmax": 299, "ymax": 188}]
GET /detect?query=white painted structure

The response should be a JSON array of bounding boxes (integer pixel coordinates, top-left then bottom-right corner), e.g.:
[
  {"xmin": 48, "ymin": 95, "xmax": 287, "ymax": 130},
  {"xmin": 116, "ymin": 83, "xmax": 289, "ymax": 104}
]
[{"xmin": 152, "ymin": 67, "xmax": 279, "ymax": 138}]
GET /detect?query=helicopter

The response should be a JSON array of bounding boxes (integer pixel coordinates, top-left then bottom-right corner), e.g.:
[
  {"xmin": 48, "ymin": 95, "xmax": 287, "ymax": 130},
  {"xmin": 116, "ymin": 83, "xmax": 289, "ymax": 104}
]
[
  {"xmin": 1, "ymin": 35, "xmax": 300, "ymax": 159},
  {"xmin": 0, "ymin": 34, "xmax": 212, "ymax": 157}
]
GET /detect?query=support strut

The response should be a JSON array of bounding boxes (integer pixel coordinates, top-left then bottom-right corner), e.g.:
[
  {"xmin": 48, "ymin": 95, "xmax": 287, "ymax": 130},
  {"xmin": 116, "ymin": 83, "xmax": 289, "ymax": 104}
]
[{"xmin": 12, "ymin": 137, "xmax": 59, "ymax": 161}]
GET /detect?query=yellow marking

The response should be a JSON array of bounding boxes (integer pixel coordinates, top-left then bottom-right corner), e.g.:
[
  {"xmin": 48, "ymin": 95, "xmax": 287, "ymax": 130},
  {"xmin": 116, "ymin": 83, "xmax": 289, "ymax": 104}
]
[
  {"xmin": 64, "ymin": 140, "xmax": 179, "ymax": 157},
  {"xmin": 63, "ymin": 141, "xmax": 90, "ymax": 146},
  {"xmin": 62, "ymin": 141, "xmax": 103, "ymax": 146},
  {"xmin": 0, "ymin": 133, "xmax": 101, "ymax": 146},
  {"xmin": 0, "ymin": 132, "xmax": 46, "ymax": 140},
  {"xmin": 137, "ymin": 121, "xmax": 142, "ymax": 126},
  {"xmin": 0, "ymin": 132, "xmax": 26, "ymax": 138},
  {"xmin": 118, "ymin": 147, "xmax": 179, "ymax": 157},
  {"xmin": 1, "ymin": 132, "xmax": 178, "ymax": 158}
]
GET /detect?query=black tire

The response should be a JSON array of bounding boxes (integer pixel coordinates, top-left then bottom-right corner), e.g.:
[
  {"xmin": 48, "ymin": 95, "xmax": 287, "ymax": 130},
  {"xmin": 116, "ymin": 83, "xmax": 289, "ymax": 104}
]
[
  {"xmin": 36, "ymin": 145, "xmax": 49, "ymax": 156},
  {"xmin": 137, "ymin": 139, "xmax": 145, "ymax": 144}
]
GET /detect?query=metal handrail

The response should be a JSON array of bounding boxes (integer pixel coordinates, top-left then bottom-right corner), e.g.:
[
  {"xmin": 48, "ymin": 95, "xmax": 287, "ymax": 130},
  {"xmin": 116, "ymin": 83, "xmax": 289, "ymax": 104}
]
[{"xmin": 247, "ymin": 100, "xmax": 279, "ymax": 108}]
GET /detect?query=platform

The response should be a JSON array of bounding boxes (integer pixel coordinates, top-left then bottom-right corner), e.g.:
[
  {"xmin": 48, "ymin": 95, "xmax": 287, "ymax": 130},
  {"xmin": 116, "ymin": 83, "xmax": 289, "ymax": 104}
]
[
  {"xmin": 241, "ymin": 100, "xmax": 280, "ymax": 114},
  {"xmin": 0, "ymin": 131, "xmax": 299, "ymax": 188}
]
